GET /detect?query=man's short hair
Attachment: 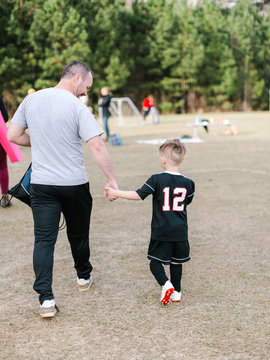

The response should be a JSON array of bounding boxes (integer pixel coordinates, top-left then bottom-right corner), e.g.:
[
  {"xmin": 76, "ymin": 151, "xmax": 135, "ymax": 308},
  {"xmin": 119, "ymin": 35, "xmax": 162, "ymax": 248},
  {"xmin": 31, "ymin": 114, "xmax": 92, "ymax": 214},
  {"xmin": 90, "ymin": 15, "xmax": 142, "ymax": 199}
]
[
  {"xmin": 61, "ymin": 61, "xmax": 93, "ymax": 80},
  {"xmin": 159, "ymin": 138, "xmax": 186, "ymax": 165}
]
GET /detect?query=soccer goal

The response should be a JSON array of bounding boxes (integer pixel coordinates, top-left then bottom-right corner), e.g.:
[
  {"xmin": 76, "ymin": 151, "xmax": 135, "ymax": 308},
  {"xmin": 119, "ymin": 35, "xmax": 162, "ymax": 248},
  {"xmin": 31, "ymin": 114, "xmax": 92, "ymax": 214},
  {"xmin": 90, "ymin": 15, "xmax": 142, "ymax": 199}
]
[{"xmin": 99, "ymin": 97, "xmax": 144, "ymax": 126}]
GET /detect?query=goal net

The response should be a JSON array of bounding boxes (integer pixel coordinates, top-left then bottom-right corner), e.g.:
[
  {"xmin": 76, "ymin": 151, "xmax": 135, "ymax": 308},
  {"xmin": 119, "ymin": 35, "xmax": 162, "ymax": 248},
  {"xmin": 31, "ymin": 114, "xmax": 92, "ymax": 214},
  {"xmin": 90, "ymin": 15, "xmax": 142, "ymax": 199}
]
[{"xmin": 99, "ymin": 97, "xmax": 143, "ymax": 126}]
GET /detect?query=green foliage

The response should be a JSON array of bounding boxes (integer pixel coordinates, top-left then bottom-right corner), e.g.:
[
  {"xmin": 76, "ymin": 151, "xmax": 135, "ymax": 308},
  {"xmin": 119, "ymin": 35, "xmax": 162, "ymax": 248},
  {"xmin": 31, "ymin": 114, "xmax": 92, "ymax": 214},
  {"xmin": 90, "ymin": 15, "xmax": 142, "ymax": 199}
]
[
  {"xmin": 29, "ymin": 0, "xmax": 91, "ymax": 89},
  {"xmin": 1, "ymin": 0, "xmax": 270, "ymax": 113},
  {"xmin": 89, "ymin": 0, "xmax": 134, "ymax": 95}
]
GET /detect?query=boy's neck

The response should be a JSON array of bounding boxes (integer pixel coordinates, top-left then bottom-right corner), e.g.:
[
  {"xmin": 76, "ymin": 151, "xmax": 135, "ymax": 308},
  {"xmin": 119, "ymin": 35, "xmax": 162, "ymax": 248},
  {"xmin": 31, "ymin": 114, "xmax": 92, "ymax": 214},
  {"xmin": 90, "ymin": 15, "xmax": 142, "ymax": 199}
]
[{"xmin": 164, "ymin": 165, "xmax": 180, "ymax": 173}]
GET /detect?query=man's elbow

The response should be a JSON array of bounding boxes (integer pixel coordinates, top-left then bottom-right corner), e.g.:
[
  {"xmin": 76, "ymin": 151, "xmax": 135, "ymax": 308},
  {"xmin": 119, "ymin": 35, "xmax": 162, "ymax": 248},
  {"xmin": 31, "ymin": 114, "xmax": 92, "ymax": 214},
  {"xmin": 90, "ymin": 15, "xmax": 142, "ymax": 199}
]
[
  {"xmin": 7, "ymin": 124, "xmax": 25, "ymax": 144},
  {"xmin": 7, "ymin": 129, "xmax": 16, "ymax": 143}
]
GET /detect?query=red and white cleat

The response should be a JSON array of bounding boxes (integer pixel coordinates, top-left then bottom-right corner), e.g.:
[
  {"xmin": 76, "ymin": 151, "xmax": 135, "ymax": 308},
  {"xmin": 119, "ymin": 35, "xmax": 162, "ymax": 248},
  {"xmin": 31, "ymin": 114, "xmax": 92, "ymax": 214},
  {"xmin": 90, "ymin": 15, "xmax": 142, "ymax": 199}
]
[
  {"xmin": 171, "ymin": 291, "xmax": 182, "ymax": 303},
  {"xmin": 160, "ymin": 281, "xmax": 174, "ymax": 305}
]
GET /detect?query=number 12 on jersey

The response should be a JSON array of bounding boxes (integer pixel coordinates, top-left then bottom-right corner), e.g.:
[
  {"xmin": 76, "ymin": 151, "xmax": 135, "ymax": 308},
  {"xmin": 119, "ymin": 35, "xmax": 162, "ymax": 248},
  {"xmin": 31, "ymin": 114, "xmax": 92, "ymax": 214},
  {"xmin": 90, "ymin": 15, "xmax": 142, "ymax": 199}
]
[{"xmin": 162, "ymin": 187, "xmax": 187, "ymax": 212}]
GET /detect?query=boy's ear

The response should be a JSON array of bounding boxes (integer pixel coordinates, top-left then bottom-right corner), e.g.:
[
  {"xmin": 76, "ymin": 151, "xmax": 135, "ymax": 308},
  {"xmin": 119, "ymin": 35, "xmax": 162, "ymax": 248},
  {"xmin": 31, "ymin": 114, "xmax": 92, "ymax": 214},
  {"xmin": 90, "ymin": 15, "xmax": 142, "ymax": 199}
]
[{"xmin": 161, "ymin": 156, "xmax": 166, "ymax": 165}]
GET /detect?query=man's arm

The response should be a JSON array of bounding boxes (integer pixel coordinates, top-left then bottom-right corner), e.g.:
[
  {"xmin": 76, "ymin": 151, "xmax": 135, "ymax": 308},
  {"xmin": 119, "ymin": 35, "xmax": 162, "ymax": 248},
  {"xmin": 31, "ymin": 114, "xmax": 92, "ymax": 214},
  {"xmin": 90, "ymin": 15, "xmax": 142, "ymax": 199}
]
[
  {"xmin": 86, "ymin": 135, "xmax": 118, "ymax": 198},
  {"xmin": 7, "ymin": 123, "xmax": 31, "ymax": 146}
]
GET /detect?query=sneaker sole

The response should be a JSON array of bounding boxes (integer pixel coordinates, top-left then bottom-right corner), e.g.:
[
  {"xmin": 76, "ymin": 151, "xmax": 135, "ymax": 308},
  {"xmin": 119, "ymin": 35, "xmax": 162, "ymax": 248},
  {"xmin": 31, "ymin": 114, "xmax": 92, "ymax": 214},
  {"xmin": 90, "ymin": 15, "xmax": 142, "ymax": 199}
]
[
  {"xmin": 160, "ymin": 288, "xmax": 174, "ymax": 305},
  {"xmin": 39, "ymin": 309, "xmax": 57, "ymax": 318},
  {"xmin": 78, "ymin": 278, "xmax": 94, "ymax": 292},
  {"xmin": 39, "ymin": 305, "xmax": 59, "ymax": 318},
  {"xmin": 40, "ymin": 311, "xmax": 56, "ymax": 318},
  {"xmin": 171, "ymin": 299, "xmax": 181, "ymax": 303}
]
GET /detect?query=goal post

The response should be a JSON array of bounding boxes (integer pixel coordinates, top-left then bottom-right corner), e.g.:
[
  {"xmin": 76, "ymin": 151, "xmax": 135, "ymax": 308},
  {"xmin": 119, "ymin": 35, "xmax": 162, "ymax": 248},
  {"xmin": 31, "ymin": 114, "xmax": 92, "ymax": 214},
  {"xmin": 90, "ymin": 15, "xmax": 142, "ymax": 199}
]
[{"xmin": 99, "ymin": 97, "xmax": 144, "ymax": 126}]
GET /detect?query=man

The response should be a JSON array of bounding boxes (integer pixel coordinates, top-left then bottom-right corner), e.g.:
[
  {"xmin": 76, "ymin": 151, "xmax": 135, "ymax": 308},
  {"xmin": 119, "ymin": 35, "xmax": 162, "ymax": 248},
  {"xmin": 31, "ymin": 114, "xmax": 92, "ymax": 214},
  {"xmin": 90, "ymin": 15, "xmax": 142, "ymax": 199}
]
[{"xmin": 8, "ymin": 61, "xmax": 118, "ymax": 318}]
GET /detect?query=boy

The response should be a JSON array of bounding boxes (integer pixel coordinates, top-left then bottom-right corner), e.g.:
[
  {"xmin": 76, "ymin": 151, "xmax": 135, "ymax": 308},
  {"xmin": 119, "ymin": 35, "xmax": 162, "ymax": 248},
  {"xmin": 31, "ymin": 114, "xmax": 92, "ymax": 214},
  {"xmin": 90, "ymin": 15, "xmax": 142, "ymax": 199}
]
[{"xmin": 105, "ymin": 139, "xmax": 195, "ymax": 304}]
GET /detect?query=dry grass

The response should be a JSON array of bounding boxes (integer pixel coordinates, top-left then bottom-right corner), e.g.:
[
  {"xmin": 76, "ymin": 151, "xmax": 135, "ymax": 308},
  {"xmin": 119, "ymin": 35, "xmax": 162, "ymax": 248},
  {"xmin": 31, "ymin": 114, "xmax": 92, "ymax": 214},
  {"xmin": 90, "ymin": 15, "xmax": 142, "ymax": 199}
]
[{"xmin": 1, "ymin": 112, "xmax": 270, "ymax": 360}]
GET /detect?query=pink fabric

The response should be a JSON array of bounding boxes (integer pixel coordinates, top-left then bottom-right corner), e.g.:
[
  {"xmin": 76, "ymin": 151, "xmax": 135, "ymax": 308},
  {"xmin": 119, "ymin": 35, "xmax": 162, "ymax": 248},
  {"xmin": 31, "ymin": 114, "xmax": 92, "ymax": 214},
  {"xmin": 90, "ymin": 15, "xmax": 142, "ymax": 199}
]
[
  {"xmin": 0, "ymin": 111, "xmax": 23, "ymax": 163},
  {"xmin": 0, "ymin": 144, "xmax": 9, "ymax": 194}
]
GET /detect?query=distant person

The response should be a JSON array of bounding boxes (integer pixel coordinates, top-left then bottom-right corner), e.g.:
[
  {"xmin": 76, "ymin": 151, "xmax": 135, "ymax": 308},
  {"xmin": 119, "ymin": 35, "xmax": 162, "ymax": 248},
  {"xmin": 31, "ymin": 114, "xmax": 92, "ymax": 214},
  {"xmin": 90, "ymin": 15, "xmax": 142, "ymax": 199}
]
[
  {"xmin": 28, "ymin": 88, "xmax": 36, "ymax": 95},
  {"xmin": 142, "ymin": 94, "xmax": 154, "ymax": 119},
  {"xmin": 8, "ymin": 61, "xmax": 118, "ymax": 318},
  {"xmin": 79, "ymin": 95, "xmax": 93, "ymax": 113},
  {"xmin": 195, "ymin": 116, "xmax": 214, "ymax": 133},
  {"xmin": 98, "ymin": 86, "xmax": 112, "ymax": 141},
  {"xmin": 142, "ymin": 95, "xmax": 160, "ymax": 124},
  {"xmin": 219, "ymin": 115, "xmax": 237, "ymax": 136},
  {"xmin": 106, "ymin": 139, "xmax": 195, "ymax": 304},
  {"xmin": 0, "ymin": 96, "xmax": 11, "ymax": 207}
]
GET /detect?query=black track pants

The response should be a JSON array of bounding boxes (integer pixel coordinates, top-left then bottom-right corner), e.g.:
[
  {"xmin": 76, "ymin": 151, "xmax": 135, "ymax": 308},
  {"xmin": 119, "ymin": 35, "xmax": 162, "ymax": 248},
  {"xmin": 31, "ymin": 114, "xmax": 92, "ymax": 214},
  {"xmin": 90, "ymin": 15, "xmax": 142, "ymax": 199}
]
[{"xmin": 30, "ymin": 183, "xmax": 92, "ymax": 304}]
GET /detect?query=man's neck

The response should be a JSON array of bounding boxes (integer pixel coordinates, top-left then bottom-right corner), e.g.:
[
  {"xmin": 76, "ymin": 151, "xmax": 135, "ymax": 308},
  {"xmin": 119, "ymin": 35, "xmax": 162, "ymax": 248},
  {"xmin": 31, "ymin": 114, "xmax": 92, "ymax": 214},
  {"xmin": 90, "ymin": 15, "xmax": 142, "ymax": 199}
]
[{"xmin": 55, "ymin": 80, "xmax": 74, "ymax": 95}]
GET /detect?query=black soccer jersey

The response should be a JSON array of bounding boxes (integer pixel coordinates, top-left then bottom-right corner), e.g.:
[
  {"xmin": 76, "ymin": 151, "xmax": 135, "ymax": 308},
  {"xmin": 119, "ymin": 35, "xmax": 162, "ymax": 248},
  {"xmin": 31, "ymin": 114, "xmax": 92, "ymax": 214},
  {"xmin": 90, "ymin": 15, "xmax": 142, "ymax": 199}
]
[{"xmin": 136, "ymin": 171, "xmax": 195, "ymax": 242}]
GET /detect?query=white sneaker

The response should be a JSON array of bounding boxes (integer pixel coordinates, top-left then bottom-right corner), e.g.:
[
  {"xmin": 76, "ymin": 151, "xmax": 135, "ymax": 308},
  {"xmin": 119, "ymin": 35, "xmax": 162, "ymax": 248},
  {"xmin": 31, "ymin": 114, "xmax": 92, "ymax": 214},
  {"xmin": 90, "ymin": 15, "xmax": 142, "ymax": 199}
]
[
  {"xmin": 39, "ymin": 299, "xmax": 59, "ymax": 318},
  {"xmin": 171, "ymin": 291, "xmax": 182, "ymax": 303},
  {"xmin": 77, "ymin": 276, "xmax": 94, "ymax": 292},
  {"xmin": 160, "ymin": 280, "xmax": 174, "ymax": 305}
]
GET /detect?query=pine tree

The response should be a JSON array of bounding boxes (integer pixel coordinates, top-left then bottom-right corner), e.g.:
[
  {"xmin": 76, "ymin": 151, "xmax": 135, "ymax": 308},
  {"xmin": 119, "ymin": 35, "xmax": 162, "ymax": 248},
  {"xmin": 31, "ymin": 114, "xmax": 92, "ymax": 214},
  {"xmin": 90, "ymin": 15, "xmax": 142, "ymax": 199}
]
[
  {"xmin": 29, "ymin": 0, "xmax": 91, "ymax": 89},
  {"xmin": 195, "ymin": 0, "xmax": 238, "ymax": 111},
  {"xmin": 150, "ymin": 0, "xmax": 205, "ymax": 113},
  {"xmin": 0, "ymin": 0, "xmax": 39, "ymax": 109},
  {"xmin": 89, "ymin": 0, "xmax": 133, "ymax": 97},
  {"xmin": 228, "ymin": 0, "xmax": 265, "ymax": 110}
]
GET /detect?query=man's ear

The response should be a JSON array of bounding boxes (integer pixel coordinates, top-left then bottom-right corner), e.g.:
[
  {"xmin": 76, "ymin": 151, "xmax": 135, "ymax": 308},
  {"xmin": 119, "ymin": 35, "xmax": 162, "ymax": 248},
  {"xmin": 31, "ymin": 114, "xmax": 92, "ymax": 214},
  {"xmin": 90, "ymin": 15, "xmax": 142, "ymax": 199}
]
[{"xmin": 74, "ymin": 73, "xmax": 81, "ymax": 83}]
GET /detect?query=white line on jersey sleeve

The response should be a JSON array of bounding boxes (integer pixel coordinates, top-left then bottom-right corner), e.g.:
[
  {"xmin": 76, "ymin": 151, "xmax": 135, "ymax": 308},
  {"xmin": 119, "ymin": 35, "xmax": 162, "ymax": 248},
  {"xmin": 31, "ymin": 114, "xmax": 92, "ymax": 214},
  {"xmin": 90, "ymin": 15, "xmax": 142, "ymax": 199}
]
[{"xmin": 145, "ymin": 183, "xmax": 155, "ymax": 192}]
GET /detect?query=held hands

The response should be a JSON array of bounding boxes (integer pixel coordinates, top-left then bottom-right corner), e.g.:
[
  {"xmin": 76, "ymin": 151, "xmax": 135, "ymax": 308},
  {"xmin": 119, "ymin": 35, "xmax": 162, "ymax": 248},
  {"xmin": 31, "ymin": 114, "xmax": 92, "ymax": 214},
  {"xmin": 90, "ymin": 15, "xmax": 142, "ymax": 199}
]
[
  {"xmin": 104, "ymin": 180, "xmax": 118, "ymax": 201},
  {"xmin": 104, "ymin": 186, "xmax": 118, "ymax": 201}
]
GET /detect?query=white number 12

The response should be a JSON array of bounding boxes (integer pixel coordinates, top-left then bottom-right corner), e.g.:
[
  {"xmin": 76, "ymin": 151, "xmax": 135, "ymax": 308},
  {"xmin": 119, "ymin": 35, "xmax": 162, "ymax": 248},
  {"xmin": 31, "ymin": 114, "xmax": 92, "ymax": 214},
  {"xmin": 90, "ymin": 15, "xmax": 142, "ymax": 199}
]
[{"xmin": 162, "ymin": 187, "xmax": 187, "ymax": 212}]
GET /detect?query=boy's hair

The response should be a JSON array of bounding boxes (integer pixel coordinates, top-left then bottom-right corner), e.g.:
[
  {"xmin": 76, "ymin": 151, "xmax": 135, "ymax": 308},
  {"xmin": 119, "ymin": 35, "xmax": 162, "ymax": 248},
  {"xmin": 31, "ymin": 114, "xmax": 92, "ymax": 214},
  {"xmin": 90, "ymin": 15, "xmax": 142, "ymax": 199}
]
[{"xmin": 159, "ymin": 138, "xmax": 186, "ymax": 165}]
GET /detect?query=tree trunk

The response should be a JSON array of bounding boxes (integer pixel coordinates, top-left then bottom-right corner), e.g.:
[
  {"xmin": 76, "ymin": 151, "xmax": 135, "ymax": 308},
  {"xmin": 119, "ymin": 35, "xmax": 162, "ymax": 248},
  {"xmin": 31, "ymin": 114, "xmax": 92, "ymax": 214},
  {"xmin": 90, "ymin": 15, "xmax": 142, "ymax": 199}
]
[
  {"xmin": 181, "ymin": 75, "xmax": 186, "ymax": 114},
  {"xmin": 243, "ymin": 55, "xmax": 249, "ymax": 112}
]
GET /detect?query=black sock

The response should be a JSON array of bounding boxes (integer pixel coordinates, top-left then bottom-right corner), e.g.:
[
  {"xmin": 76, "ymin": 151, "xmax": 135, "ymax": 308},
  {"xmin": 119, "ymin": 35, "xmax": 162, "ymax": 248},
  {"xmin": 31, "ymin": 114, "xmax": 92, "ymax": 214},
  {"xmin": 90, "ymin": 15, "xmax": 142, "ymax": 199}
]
[
  {"xmin": 170, "ymin": 264, "xmax": 182, "ymax": 292},
  {"xmin": 149, "ymin": 260, "xmax": 168, "ymax": 286}
]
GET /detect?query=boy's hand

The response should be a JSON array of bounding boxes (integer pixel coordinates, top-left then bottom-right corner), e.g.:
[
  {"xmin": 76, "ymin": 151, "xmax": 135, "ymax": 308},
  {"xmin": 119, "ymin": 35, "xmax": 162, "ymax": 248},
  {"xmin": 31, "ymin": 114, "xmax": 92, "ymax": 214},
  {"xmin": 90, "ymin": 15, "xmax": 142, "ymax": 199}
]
[
  {"xmin": 104, "ymin": 180, "xmax": 118, "ymax": 201},
  {"xmin": 105, "ymin": 186, "xmax": 118, "ymax": 201}
]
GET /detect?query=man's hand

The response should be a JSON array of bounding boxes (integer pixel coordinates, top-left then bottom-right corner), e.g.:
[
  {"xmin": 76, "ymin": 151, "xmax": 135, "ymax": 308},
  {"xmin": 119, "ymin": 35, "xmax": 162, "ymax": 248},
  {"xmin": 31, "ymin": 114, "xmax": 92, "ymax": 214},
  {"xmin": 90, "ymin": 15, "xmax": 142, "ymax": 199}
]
[
  {"xmin": 104, "ymin": 186, "xmax": 118, "ymax": 201},
  {"xmin": 104, "ymin": 181, "xmax": 118, "ymax": 201}
]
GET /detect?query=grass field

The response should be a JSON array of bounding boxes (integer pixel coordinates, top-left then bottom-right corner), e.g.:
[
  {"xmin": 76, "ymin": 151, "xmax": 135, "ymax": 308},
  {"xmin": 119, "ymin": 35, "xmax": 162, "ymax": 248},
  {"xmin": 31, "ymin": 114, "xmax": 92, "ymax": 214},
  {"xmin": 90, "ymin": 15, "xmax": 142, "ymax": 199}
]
[{"xmin": 1, "ymin": 112, "xmax": 270, "ymax": 360}]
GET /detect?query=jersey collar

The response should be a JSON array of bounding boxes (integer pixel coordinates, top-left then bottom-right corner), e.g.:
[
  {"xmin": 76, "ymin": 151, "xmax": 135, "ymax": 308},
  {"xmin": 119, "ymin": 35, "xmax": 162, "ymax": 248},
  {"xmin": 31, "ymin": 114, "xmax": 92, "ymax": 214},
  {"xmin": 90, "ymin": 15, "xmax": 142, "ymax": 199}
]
[{"xmin": 164, "ymin": 170, "xmax": 182, "ymax": 176}]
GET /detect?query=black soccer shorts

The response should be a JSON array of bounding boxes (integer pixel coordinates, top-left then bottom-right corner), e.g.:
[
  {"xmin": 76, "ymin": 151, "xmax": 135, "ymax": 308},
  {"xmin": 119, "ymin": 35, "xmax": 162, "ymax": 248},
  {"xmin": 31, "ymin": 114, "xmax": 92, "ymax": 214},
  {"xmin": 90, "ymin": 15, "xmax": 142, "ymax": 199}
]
[{"xmin": 147, "ymin": 239, "xmax": 190, "ymax": 264}]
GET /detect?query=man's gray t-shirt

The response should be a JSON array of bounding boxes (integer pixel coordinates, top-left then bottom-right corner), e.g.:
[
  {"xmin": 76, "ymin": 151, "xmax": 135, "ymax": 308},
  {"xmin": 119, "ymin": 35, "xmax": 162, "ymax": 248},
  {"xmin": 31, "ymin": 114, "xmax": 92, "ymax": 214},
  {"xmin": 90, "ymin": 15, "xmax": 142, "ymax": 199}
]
[{"xmin": 11, "ymin": 88, "xmax": 103, "ymax": 186}]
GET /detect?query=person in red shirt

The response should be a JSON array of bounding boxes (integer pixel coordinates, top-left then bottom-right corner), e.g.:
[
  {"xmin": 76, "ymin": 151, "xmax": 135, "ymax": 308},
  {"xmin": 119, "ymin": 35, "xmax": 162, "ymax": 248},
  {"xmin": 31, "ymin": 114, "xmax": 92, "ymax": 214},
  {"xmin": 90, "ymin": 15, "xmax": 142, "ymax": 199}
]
[
  {"xmin": 142, "ymin": 95, "xmax": 155, "ymax": 120},
  {"xmin": 142, "ymin": 95, "xmax": 160, "ymax": 124}
]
